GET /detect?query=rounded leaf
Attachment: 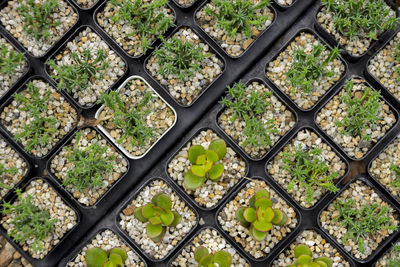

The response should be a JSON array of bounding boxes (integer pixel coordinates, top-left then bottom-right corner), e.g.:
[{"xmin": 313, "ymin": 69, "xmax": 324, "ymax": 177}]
[
  {"xmin": 213, "ymin": 250, "xmax": 232, "ymax": 267},
  {"xmin": 249, "ymin": 196, "xmax": 256, "ymax": 208},
  {"xmin": 209, "ymin": 164, "xmax": 224, "ymax": 181},
  {"xmin": 255, "ymin": 189, "xmax": 270, "ymax": 200},
  {"xmin": 184, "ymin": 171, "xmax": 206, "ymax": 190},
  {"xmin": 243, "ymin": 207, "xmax": 257, "ymax": 223},
  {"xmin": 188, "ymin": 145, "xmax": 205, "ymax": 164},
  {"xmin": 198, "ymin": 254, "xmax": 213, "ymax": 266},
  {"xmin": 134, "ymin": 206, "xmax": 147, "ymax": 223},
  {"xmin": 294, "ymin": 244, "xmax": 312, "ymax": 258},
  {"xmin": 208, "ymin": 139, "xmax": 226, "ymax": 160},
  {"xmin": 149, "ymin": 227, "xmax": 166, "ymax": 243},
  {"xmin": 148, "ymin": 216, "xmax": 162, "ymax": 225},
  {"xmin": 315, "ymin": 257, "xmax": 333, "ymax": 267},
  {"xmin": 271, "ymin": 209, "xmax": 287, "ymax": 226},
  {"xmin": 297, "ymin": 255, "xmax": 312, "ymax": 264},
  {"xmin": 109, "ymin": 247, "xmax": 127, "ymax": 262},
  {"xmin": 152, "ymin": 193, "xmax": 172, "ymax": 210},
  {"xmin": 254, "ymin": 197, "xmax": 273, "ymax": 208},
  {"xmin": 85, "ymin": 247, "xmax": 108, "ymax": 267},
  {"xmin": 205, "ymin": 149, "xmax": 219, "ymax": 162},
  {"xmin": 253, "ymin": 220, "xmax": 272, "ymax": 232},
  {"xmin": 236, "ymin": 207, "xmax": 248, "ymax": 224},
  {"xmin": 257, "ymin": 206, "xmax": 274, "ymax": 222},
  {"xmin": 192, "ymin": 165, "xmax": 206, "ymax": 177},
  {"xmin": 109, "ymin": 253, "xmax": 123, "ymax": 266},
  {"xmin": 141, "ymin": 203, "xmax": 156, "ymax": 219},
  {"xmin": 170, "ymin": 211, "xmax": 182, "ymax": 227},
  {"xmin": 160, "ymin": 210, "xmax": 175, "ymax": 226},
  {"xmin": 249, "ymin": 224, "xmax": 268, "ymax": 241},
  {"xmin": 314, "ymin": 261, "xmax": 327, "ymax": 267},
  {"xmin": 146, "ymin": 223, "xmax": 164, "ymax": 239},
  {"xmin": 196, "ymin": 154, "xmax": 207, "ymax": 165},
  {"xmin": 204, "ymin": 160, "xmax": 213, "ymax": 173},
  {"xmin": 194, "ymin": 246, "xmax": 209, "ymax": 262},
  {"xmin": 102, "ymin": 262, "xmax": 114, "ymax": 267}
]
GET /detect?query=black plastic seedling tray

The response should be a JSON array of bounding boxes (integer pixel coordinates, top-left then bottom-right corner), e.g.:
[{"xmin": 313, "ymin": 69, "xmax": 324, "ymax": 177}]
[{"xmin": 1, "ymin": 0, "xmax": 400, "ymax": 266}]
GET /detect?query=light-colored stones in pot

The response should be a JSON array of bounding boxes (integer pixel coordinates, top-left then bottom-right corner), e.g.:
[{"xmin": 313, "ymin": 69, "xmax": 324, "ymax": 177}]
[
  {"xmin": 168, "ymin": 129, "xmax": 247, "ymax": 208},
  {"xmin": 173, "ymin": 0, "xmax": 196, "ymax": 7},
  {"xmin": 1, "ymin": 179, "xmax": 78, "ymax": 259},
  {"xmin": 119, "ymin": 179, "xmax": 197, "ymax": 260},
  {"xmin": 375, "ymin": 240, "xmax": 400, "ymax": 267},
  {"xmin": 73, "ymin": 0, "xmax": 98, "ymax": 9},
  {"xmin": 275, "ymin": 0, "xmax": 295, "ymax": 6}
]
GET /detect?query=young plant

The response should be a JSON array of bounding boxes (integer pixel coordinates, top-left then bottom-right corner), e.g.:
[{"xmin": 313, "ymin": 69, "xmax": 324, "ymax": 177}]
[
  {"xmin": 387, "ymin": 245, "xmax": 400, "ymax": 267},
  {"xmin": 184, "ymin": 139, "xmax": 227, "ymax": 190},
  {"xmin": 221, "ymin": 82, "xmax": 277, "ymax": 149},
  {"xmin": 287, "ymin": 244, "xmax": 332, "ymax": 267},
  {"xmin": 321, "ymin": 0, "xmax": 399, "ymax": 41},
  {"xmin": 236, "ymin": 189, "xmax": 287, "ymax": 241},
  {"xmin": 99, "ymin": 89, "xmax": 153, "ymax": 148},
  {"xmin": 133, "ymin": 193, "xmax": 181, "ymax": 243},
  {"xmin": 194, "ymin": 246, "xmax": 231, "ymax": 267},
  {"xmin": 13, "ymin": 82, "xmax": 57, "ymax": 153},
  {"xmin": 286, "ymin": 43, "xmax": 340, "ymax": 95},
  {"xmin": 282, "ymin": 145, "xmax": 339, "ymax": 203},
  {"xmin": 333, "ymin": 198, "xmax": 398, "ymax": 254},
  {"xmin": 2, "ymin": 189, "xmax": 57, "ymax": 252},
  {"xmin": 394, "ymin": 43, "xmax": 400, "ymax": 85},
  {"xmin": 390, "ymin": 165, "xmax": 400, "ymax": 188},
  {"xmin": 0, "ymin": 44, "xmax": 25, "ymax": 76},
  {"xmin": 17, "ymin": 0, "xmax": 61, "ymax": 41},
  {"xmin": 109, "ymin": 0, "xmax": 174, "ymax": 52},
  {"xmin": 153, "ymin": 37, "xmax": 210, "ymax": 81},
  {"xmin": 48, "ymin": 49, "xmax": 109, "ymax": 93},
  {"xmin": 63, "ymin": 131, "xmax": 116, "ymax": 191},
  {"xmin": 85, "ymin": 247, "xmax": 127, "ymax": 267},
  {"xmin": 336, "ymin": 80, "xmax": 381, "ymax": 141},
  {"xmin": 205, "ymin": 0, "xmax": 270, "ymax": 38},
  {"xmin": 0, "ymin": 164, "xmax": 18, "ymax": 190}
]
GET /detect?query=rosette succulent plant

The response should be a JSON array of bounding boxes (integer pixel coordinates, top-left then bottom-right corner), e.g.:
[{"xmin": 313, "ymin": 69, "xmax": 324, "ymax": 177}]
[
  {"xmin": 85, "ymin": 247, "xmax": 127, "ymax": 267},
  {"xmin": 236, "ymin": 189, "xmax": 287, "ymax": 241},
  {"xmin": 133, "ymin": 193, "xmax": 181, "ymax": 242},
  {"xmin": 287, "ymin": 244, "xmax": 332, "ymax": 267},
  {"xmin": 184, "ymin": 139, "xmax": 227, "ymax": 190},
  {"xmin": 194, "ymin": 246, "xmax": 232, "ymax": 267}
]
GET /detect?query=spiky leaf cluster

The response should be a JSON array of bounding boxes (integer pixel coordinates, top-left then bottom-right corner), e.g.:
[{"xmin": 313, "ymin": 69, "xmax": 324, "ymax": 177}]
[
  {"xmin": 184, "ymin": 139, "xmax": 227, "ymax": 190},
  {"xmin": 0, "ymin": 164, "xmax": 18, "ymax": 190},
  {"xmin": 2, "ymin": 189, "xmax": 57, "ymax": 252},
  {"xmin": 236, "ymin": 189, "xmax": 287, "ymax": 241},
  {"xmin": 133, "ymin": 193, "xmax": 181, "ymax": 243},
  {"xmin": 388, "ymin": 245, "xmax": 400, "ymax": 267},
  {"xmin": 194, "ymin": 246, "xmax": 232, "ymax": 267},
  {"xmin": 0, "ymin": 44, "xmax": 25, "ymax": 76},
  {"xmin": 287, "ymin": 244, "xmax": 333, "ymax": 267},
  {"xmin": 205, "ymin": 0, "xmax": 270, "ymax": 38},
  {"xmin": 85, "ymin": 247, "xmax": 127, "ymax": 267},
  {"xmin": 389, "ymin": 165, "xmax": 400, "ymax": 188}
]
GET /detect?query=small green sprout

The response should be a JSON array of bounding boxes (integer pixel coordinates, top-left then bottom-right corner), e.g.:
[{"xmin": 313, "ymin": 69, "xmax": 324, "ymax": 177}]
[
  {"xmin": 0, "ymin": 44, "xmax": 25, "ymax": 76},
  {"xmin": 205, "ymin": 0, "xmax": 270, "ymax": 38},
  {"xmin": 390, "ymin": 165, "xmax": 400, "ymax": 188},
  {"xmin": 282, "ymin": 145, "xmax": 339, "ymax": 203},
  {"xmin": 184, "ymin": 139, "xmax": 227, "ymax": 190},
  {"xmin": 236, "ymin": 189, "xmax": 287, "ymax": 241},
  {"xmin": 85, "ymin": 247, "xmax": 127, "ymax": 267},
  {"xmin": 18, "ymin": 0, "xmax": 61, "ymax": 41},
  {"xmin": 336, "ymin": 80, "xmax": 381, "ymax": 141},
  {"xmin": 388, "ymin": 245, "xmax": 400, "ymax": 267},
  {"xmin": 333, "ymin": 198, "xmax": 398, "ymax": 254},
  {"xmin": 48, "ymin": 49, "xmax": 109, "ymax": 94},
  {"xmin": 2, "ymin": 188, "xmax": 57, "ymax": 252},
  {"xmin": 194, "ymin": 246, "xmax": 232, "ymax": 267},
  {"xmin": 0, "ymin": 164, "xmax": 18, "ymax": 190},
  {"xmin": 287, "ymin": 244, "xmax": 332, "ymax": 267},
  {"xmin": 153, "ymin": 37, "xmax": 210, "ymax": 81},
  {"xmin": 133, "ymin": 193, "xmax": 181, "ymax": 243},
  {"xmin": 286, "ymin": 43, "xmax": 340, "ymax": 95}
]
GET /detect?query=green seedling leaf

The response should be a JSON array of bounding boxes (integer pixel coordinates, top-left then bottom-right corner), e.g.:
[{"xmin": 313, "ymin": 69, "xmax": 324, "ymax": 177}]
[
  {"xmin": 315, "ymin": 260, "xmax": 328, "ymax": 267},
  {"xmin": 192, "ymin": 165, "xmax": 206, "ymax": 177},
  {"xmin": 257, "ymin": 206, "xmax": 274, "ymax": 222},
  {"xmin": 196, "ymin": 154, "xmax": 207, "ymax": 165},
  {"xmin": 109, "ymin": 253, "xmax": 123, "ymax": 266},
  {"xmin": 141, "ymin": 203, "xmax": 156, "ymax": 218},
  {"xmin": 188, "ymin": 145, "xmax": 205, "ymax": 164},
  {"xmin": 249, "ymin": 196, "xmax": 256, "ymax": 208},
  {"xmin": 294, "ymin": 244, "xmax": 312, "ymax": 258},
  {"xmin": 146, "ymin": 223, "xmax": 164, "ymax": 239},
  {"xmin": 271, "ymin": 209, "xmax": 287, "ymax": 226},
  {"xmin": 170, "ymin": 211, "xmax": 181, "ymax": 227},
  {"xmin": 208, "ymin": 139, "xmax": 226, "ymax": 160},
  {"xmin": 198, "ymin": 254, "xmax": 213, "ymax": 266},
  {"xmin": 254, "ymin": 197, "xmax": 273, "ymax": 208},
  {"xmin": 134, "ymin": 206, "xmax": 148, "ymax": 222},
  {"xmin": 184, "ymin": 170, "xmax": 206, "ymax": 190},
  {"xmin": 213, "ymin": 250, "xmax": 232, "ymax": 267},
  {"xmin": 250, "ymin": 224, "xmax": 268, "ymax": 241},
  {"xmin": 315, "ymin": 257, "xmax": 333, "ymax": 267},
  {"xmin": 255, "ymin": 189, "xmax": 270, "ymax": 200},
  {"xmin": 204, "ymin": 160, "xmax": 213, "ymax": 173},
  {"xmin": 160, "ymin": 209, "xmax": 175, "ymax": 226},
  {"xmin": 148, "ymin": 216, "xmax": 162, "ymax": 225},
  {"xmin": 209, "ymin": 164, "xmax": 224, "ymax": 181},
  {"xmin": 297, "ymin": 255, "xmax": 312, "ymax": 265},
  {"xmin": 85, "ymin": 247, "xmax": 108, "ymax": 267},
  {"xmin": 149, "ymin": 227, "xmax": 167, "ymax": 243},
  {"xmin": 205, "ymin": 149, "xmax": 219, "ymax": 162},
  {"xmin": 110, "ymin": 247, "xmax": 128, "ymax": 262},
  {"xmin": 152, "ymin": 193, "xmax": 172, "ymax": 210},
  {"xmin": 243, "ymin": 207, "xmax": 257, "ymax": 223},
  {"xmin": 236, "ymin": 207, "xmax": 248, "ymax": 224},
  {"xmin": 194, "ymin": 246, "xmax": 209, "ymax": 262},
  {"xmin": 253, "ymin": 220, "xmax": 272, "ymax": 232}
]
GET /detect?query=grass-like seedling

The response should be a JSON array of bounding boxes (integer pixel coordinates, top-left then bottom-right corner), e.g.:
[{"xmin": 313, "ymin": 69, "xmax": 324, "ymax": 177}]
[
  {"xmin": 2, "ymin": 189, "xmax": 57, "ymax": 252},
  {"xmin": 48, "ymin": 49, "xmax": 109, "ymax": 93},
  {"xmin": 13, "ymin": 82, "xmax": 57, "ymax": 153},
  {"xmin": 85, "ymin": 247, "xmax": 127, "ymax": 267},
  {"xmin": 0, "ymin": 164, "xmax": 18, "ymax": 190},
  {"xmin": 282, "ymin": 145, "xmax": 339, "ymax": 203},
  {"xmin": 286, "ymin": 43, "xmax": 340, "ymax": 95},
  {"xmin": 221, "ymin": 82, "xmax": 277, "ymax": 149},
  {"xmin": 194, "ymin": 246, "xmax": 232, "ymax": 267},
  {"xmin": 63, "ymin": 131, "xmax": 116, "ymax": 191},
  {"xmin": 99, "ymin": 89, "xmax": 153, "ymax": 148},
  {"xmin": 184, "ymin": 139, "xmax": 227, "ymax": 190},
  {"xmin": 333, "ymin": 198, "xmax": 398, "ymax": 254},
  {"xmin": 109, "ymin": 0, "xmax": 174, "ymax": 52},
  {"xmin": 18, "ymin": 0, "xmax": 61, "ymax": 41},
  {"xmin": 388, "ymin": 245, "xmax": 400, "ymax": 267},
  {"xmin": 236, "ymin": 189, "xmax": 287, "ymax": 241},
  {"xmin": 321, "ymin": 0, "xmax": 399, "ymax": 41},
  {"xmin": 133, "ymin": 193, "xmax": 181, "ymax": 243},
  {"xmin": 390, "ymin": 165, "xmax": 400, "ymax": 188},
  {"xmin": 336, "ymin": 81, "xmax": 381, "ymax": 141},
  {"xmin": 287, "ymin": 244, "xmax": 333, "ymax": 267},
  {"xmin": 205, "ymin": 0, "xmax": 270, "ymax": 38},
  {"xmin": 153, "ymin": 37, "xmax": 210, "ymax": 81},
  {"xmin": 0, "ymin": 44, "xmax": 25, "ymax": 76}
]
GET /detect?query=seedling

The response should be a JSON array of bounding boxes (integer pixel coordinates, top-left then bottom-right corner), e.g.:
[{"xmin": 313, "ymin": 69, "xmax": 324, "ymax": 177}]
[
  {"xmin": 236, "ymin": 189, "xmax": 287, "ymax": 241},
  {"xmin": 388, "ymin": 245, "xmax": 400, "ymax": 267},
  {"xmin": 282, "ymin": 145, "xmax": 339, "ymax": 203},
  {"xmin": 48, "ymin": 49, "xmax": 109, "ymax": 94},
  {"xmin": 13, "ymin": 81, "xmax": 57, "ymax": 153},
  {"xmin": 205, "ymin": 0, "xmax": 270, "ymax": 38},
  {"xmin": 287, "ymin": 244, "xmax": 333, "ymax": 267},
  {"xmin": 99, "ymin": 89, "xmax": 153, "ymax": 148},
  {"xmin": 85, "ymin": 247, "xmax": 127, "ymax": 267},
  {"xmin": 333, "ymin": 198, "xmax": 398, "ymax": 253},
  {"xmin": 394, "ymin": 43, "xmax": 400, "ymax": 85},
  {"xmin": 321, "ymin": 0, "xmax": 399, "ymax": 41},
  {"xmin": 0, "ymin": 164, "xmax": 18, "ymax": 190},
  {"xmin": 2, "ymin": 188, "xmax": 57, "ymax": 252},
  {"xmin": 109, "ymin": 0, "xmax": 174, "ymax": 52},
  {"xmin": 0, "ymin": 44, "xmax": 25, "ymax": 76},
  {"xmin": 194, "ymin": 246, "xmax": 231, "ymax": 267},
  {"xmin": 390, "ymin": 165, "xmax": 400, "ymax": 188},
  {"xmin": 153, "ymin": 36, "xmax": 210, "ymax": 81},
  {"xmin": 133, "ymin": 193, "xmax": 181, "ymax": 243},
  {"xmin": 184, "ymin": 139, "xmax": 227, "ymax": 190},
  {"xmin": 286, "ymin": 43, "xmax": 340, "ymax": 95},
  {"xmin": 18, "ymin": 0, "xmax": 61, "ymax": 41},
  {"xmin": 63, "ymin": 131, "xmax": 116, "ymax": 191},
  {"xmin": 221, "ymin": 82, "xmax": 277, "ymax": 149},
  {"xmin": 336, "ymin": 80, "xmax": 381, "ymax": 141}
]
